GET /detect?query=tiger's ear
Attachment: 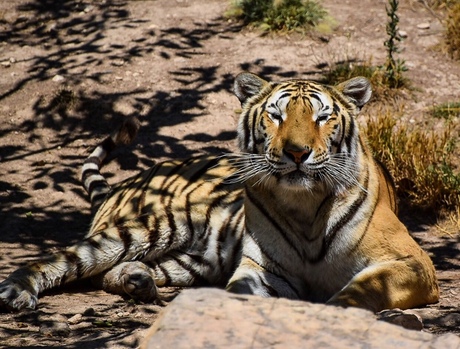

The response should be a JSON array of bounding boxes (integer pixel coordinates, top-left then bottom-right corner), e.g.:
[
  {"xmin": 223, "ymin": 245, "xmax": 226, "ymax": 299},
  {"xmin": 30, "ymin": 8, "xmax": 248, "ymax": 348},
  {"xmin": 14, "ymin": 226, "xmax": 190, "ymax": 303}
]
[
  {"xmin": 234, "ymin": 72, "xmax": 269, "ymax": 105},
  {"xmin": 337, "ymin": 77, "xmax": 372, "ymax": 108}
]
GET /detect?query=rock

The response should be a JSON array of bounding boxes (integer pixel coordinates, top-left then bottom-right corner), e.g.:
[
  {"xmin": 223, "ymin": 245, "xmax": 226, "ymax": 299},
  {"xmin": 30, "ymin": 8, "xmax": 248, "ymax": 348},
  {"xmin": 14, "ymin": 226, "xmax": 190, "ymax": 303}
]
[
  {"xmin": 377, "ymin": 309, "xmax": 423, "ymax": 331},
  {"xmin": 141, "ymin": 289, "xmax": 460, "ymax": 349}
]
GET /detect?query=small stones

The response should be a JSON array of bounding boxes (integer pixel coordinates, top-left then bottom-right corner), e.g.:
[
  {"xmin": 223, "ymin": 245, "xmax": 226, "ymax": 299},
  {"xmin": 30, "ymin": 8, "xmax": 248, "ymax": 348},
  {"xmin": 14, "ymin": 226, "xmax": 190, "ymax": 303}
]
[{"xmin": 1, "ymin": 57, "xmax": 18, "ymax": 67}]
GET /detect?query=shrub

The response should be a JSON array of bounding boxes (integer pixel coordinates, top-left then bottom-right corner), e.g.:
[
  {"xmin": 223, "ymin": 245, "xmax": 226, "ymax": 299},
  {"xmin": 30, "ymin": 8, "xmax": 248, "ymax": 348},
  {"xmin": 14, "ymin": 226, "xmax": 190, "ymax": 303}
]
[{"xmin": 228, "ymin": 0, "xmax": 326, "ymax": 32}]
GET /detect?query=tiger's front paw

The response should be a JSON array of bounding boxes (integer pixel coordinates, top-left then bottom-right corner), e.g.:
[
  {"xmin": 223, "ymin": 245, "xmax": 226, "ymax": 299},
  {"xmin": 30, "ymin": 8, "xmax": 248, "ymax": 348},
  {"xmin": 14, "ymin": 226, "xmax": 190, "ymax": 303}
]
[
  {"xmin": 97, "ymin": 261, "xmax": 158, "ymax": 303},
  {"xmin": 121, "ymin": 270, "xmax": 158, "ymax": 302},
  {"xmin": 0, "ymin": 280, "xmax": 38, "ymax": 311}
]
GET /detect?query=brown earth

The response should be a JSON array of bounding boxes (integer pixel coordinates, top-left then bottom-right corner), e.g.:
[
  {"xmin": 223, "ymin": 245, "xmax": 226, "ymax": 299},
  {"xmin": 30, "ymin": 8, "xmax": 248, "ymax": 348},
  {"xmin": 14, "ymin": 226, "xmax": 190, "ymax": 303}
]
[{"xmin": 0, "ymin": 0, "xmax": 459, "ymax": 348}]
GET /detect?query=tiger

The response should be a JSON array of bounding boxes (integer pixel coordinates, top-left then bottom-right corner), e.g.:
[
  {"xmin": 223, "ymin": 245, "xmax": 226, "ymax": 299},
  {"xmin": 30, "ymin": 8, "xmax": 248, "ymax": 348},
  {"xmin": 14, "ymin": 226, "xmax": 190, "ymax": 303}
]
[{"xmin": 0, "ymin": 72, "xmax": 439, "ymax": 313}]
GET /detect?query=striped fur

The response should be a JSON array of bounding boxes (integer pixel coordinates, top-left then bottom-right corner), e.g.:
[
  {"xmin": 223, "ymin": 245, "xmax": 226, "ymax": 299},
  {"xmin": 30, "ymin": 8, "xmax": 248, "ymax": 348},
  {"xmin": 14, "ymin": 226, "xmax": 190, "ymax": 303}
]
[
  {"xmin": 0, "ymin": 73, "xmax": 438, "ymax": 312},
  {"xmin": 81, "ymin": 116, "xmax": 140, "ymax": 213}
]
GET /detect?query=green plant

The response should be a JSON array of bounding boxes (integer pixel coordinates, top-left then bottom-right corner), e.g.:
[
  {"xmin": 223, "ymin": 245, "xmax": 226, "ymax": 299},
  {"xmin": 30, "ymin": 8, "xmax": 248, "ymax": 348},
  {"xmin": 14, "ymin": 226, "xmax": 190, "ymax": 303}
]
[
  {"xmin": 365, "ymin": 109, "xmax": 460, "ymax": 212},
  {"xmin": 382, "ymin": 0, "xmax": 408, "ymax": 88},
  {"xmin": 228, "ymin": 0, "xmax": 326, "ymax": 32}
]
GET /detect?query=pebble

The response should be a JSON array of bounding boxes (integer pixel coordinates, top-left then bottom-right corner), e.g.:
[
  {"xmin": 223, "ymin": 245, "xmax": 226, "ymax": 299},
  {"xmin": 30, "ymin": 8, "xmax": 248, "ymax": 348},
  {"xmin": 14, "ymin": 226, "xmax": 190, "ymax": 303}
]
[
  {"xmin": 84, "ymin": 5, "xmax": 94, "ymax": 13},
  {"xmin": 398, "ymin": 30, "xmax": 408, "ymax": 38},
  {"xmin": 83, "ymin": 307, "xmax": 96, "ymax": 316},
  {"xmin": 112, "ymin": 59, "xmax": 125, "ymax": 67},
  {"xmin": 1, "ymin": 61, "xmax": 10, "ymax": 67},
  {"xmin": 68, "ymin": 314, "xmax": 83, "ymax": 324},
  {"xmin": 52, "ymin": 74, "xmax": 65, "ymax": 82},
  {"xmin": 417, "ymin": 23, "xmax": 430, "ymax": 30}
]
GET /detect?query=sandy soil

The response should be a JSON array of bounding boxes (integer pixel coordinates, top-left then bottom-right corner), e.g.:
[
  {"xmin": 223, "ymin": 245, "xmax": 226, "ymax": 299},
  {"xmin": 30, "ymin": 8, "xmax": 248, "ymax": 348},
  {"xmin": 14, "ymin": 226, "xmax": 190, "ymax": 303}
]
[{"xmin": 0, "ymin": 0, "xmax": 459, "ymax": 347}]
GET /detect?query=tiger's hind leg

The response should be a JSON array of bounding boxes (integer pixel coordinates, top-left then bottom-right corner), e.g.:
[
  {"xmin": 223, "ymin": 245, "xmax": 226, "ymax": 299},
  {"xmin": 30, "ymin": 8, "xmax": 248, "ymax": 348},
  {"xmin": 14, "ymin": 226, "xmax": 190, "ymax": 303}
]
[{"xmin": 91, "ymin": 261, "xmax": 158, "ymax": 303}]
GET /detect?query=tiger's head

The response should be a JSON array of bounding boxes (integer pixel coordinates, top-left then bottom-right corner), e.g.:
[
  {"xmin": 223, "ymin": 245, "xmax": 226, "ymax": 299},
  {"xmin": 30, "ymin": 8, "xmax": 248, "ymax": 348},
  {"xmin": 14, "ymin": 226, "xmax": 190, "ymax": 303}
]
[{"xmin": 232, "ymin": 72, "xmax": 372, "ymax": 193}]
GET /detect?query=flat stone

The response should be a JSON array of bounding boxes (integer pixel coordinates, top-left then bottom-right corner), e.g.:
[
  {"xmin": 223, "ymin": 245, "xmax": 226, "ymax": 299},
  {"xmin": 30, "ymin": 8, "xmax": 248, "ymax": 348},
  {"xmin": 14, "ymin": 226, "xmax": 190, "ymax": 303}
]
[{"xmin": 141, "ymin": 289, "xmax": 460, "ymax": 349}]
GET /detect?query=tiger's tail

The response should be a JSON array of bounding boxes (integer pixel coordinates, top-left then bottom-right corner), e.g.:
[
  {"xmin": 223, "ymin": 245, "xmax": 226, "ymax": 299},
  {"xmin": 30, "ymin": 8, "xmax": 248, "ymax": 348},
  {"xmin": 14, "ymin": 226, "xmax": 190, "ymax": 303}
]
[{"xmin": 81, "ymin": 117, "xmax": 140, "ymax": 212}]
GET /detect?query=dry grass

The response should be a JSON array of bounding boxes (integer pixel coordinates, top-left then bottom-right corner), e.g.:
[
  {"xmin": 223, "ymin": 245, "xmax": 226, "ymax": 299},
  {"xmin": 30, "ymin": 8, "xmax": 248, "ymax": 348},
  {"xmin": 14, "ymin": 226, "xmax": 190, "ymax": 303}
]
[
  {"xmin": 445, "ymin": 1, "xmax": 460, "ymax": 60},
  {"xmin": 322, "ymin": 59, "xmax": 409, "ymax": 103},
  {"xmin": 364, "ymin": 108, "xmax": 460, "ymax": 213},
  {"xmin": 436, "ymin": 207, "xmax": 460, "ymax": 236}
]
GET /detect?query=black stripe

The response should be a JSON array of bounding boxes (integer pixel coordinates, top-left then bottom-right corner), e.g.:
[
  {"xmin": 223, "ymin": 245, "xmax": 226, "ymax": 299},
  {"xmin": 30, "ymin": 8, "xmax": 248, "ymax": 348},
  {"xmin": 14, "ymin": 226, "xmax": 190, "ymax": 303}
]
[
  {"xmin": 242, "ymin": 254, "xmax": 301, "ymax": 298},
  {"xmin": 277, "ymin": 91, "xmax": 292, "ymax": 101},
  {"xmin": 148, "ymin": 214, "xmax": 161, "ymax": 250},
  {"xmin": 187, "ymin": 157, "xmax": 221, "ymax": 183},
  {"xmin": 88, "ymin": 179, "xmax": 108, "ymax": 195},
  {"xmin": 309, "ymin": 92, "xmax": 324, "ymax": 108},
  {"xmin": 159, "ymin": 158, "xmax": 196, "ymax": 205},
  {"xmin": 333, "ymin": 102, "xmax": 341, "ymax": 114},
  {"xmin": 337, "ymin": 115, "xmax": 346, "ymax": 153},
  {"xmin": 117, "ymin": 225, "xmax": 133, "ymax": 262},
  {"xmin": 156, "ymin": 264, "xmax": 171, "ymax": 285},
  {"xmin": 61, "ymin": 251, "xmax": 82, "ymax": 281},
  {"xmin": 200, "ymin": 191, "xmax": 230, "ymax": 246},
  {"xmin": 216, "ymin": 210, "xmax": 236, "ymax": 272},
  {"xmin": 312, "ymin": 167, "xmax": 371, "ymax": 264},
  {"xmin": 83, "ymin": 156, "xmax": 101, "ymax": 167},
  {"xmin": 171, "ymin": 255, "xmax": 203, "ymax": 284},
  {"xmin": 184, "ymin": 184, "xmax": 203, "ymax": 244},
  {"xmin": 245, "ymin": 189, "xmax": 303, "ymax": 260},
  {"xmin": 242, "ymin": 108, "xmax": 251, "ymax": 150},
  {"xmin": 137, "ymin": 165, "xmax": 162, "ymax": 214},
  {"xmin": 344, "ymin": 117, "xmax": 356, "ymax": 153},
  {"xmin": 348, "ymin": 168, "xmax": 379, "ymax": 256},
  {"xmin": 251, "ymin": 108, "xmax": 258, "ymax": 153},
  {"xmin": 82, "ymin": 168, "xmax": 101, "ymax": 179}
]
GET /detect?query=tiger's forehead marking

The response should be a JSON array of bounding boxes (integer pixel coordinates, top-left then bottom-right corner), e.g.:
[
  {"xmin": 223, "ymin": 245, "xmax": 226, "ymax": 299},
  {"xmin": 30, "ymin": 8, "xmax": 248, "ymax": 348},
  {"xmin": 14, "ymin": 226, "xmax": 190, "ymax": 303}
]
[{"xmin": 265, "ymin": 82, "xmax": 334, "ymax": 120}]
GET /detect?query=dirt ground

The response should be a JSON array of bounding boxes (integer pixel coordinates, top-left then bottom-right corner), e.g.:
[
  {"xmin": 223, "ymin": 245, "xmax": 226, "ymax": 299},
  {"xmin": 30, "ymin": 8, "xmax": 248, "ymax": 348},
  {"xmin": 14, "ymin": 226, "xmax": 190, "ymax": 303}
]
[{"xmin": 0, "ymin": 0, "xmax": 459, "ymax": 348}]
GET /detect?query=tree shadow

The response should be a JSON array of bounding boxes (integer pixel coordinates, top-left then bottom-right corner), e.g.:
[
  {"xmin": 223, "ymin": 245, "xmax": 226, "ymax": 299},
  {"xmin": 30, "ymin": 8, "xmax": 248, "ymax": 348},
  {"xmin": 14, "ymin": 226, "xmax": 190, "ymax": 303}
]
[{"xmin": 0, "ymin": 0, "xmax": 304, "ymax": 257}]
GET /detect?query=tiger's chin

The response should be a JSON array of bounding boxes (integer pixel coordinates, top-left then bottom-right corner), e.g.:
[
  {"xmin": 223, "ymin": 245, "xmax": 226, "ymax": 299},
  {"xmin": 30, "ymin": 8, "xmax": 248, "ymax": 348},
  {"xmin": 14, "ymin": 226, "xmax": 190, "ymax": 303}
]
[{"xmin": 277, "ymin": 171, "xmax": 321, "ymax": 192}]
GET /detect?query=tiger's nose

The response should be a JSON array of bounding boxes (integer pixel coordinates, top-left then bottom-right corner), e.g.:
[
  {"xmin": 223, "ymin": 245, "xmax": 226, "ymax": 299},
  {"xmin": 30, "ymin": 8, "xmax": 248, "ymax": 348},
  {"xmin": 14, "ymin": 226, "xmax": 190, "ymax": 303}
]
[{"xmin": 283, "ymin": 148, "xmax": 312, "ymax": 164}]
